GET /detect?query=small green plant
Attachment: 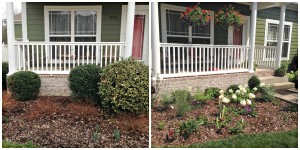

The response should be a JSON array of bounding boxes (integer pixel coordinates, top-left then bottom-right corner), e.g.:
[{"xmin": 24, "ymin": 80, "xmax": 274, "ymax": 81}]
[
  {"xmin": 226, "ymin": 84, "xmax": 239, "ymax": 92},
  {"xmin": 258, "ymin": 86, "xmax": 275, "ymax": 102},
  {"xmin": 287, "ymin": 54, "xmax": 298, "ymax": 72},
  {"xmin": 179, "ymin": 118, "xmax": 206, "ymax": 140},
  {"xmin": 7, "ymin": 71, "xmax": 41, "ymax": 101},
  {"xmin": 204, "ymin": 87, "xmax": 221, "ymax": 99},
  {"xmin": 248, "ymin": 75, "xmax": 261, "ymax": 90},
  {"xmin": 193, "ymin": 91, "xmax": 212, "ymax": 103},
  {"xmin": 158, "ymin": 93, "xmax": 174, "ymax": 111},
  {"xmin": 92, "ymin": 124, "xmax": 100, "ymax": 144},
  {"xmin": 274, "ymin": 63, "xmax": 288, "ymax": 77},
  {"xmin": 229, "ymin": 119, "xmax": 246, "ymax": 135},
  {"xmin": 287, "ymin": 71, "xmax": 298, "ymax": 82},
  {"xmin": 114, "ymin": 129, "xmax": 121, "ymax": 141},
  {"xmin": 69, "ymin": 64, "xmax": 102, "ymax": 103},
  {"xmin": 173, "ymin": 90, "xmax": 192, "ymax": 117},
  {"xmin": 254, "ymin": 63, "xmax": 258, "ymax": 71},
  {"xmin": 2, "ymin": 62, "xmax": 9, "ymax": 89},
  {"xmin": 158, "ymin": 121, "xmax": 166, "ymax": 130},
  {"xmin": 2, "ymin": 116, "xmax": 9, "ymax": 123}
]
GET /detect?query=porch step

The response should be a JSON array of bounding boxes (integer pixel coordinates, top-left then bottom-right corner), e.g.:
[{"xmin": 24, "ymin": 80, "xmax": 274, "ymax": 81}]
[
  {"xmin": 275, "ymin": 89, "xmax": 298, "ymax": 104},
  {"xmin": 287, "ymin": 88, "xmax": 298, "ymax": 93},
  {"xmin": 254, "ymin": 69, "xmax": 274, "ymax": 77},
  {"xmin": 259, "ymin": 76, "xmax": 288, "ymax": 84},
  {"xmin": 273, "ymin": 82, "xmax": 295, "ymax": 90}
]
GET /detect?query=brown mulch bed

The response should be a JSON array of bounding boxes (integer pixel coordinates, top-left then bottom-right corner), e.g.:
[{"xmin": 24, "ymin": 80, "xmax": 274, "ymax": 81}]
[
  {"xmin": 2, "ymin": 91, "xmax": 149, "ymax": 148},
  {"xmin": 151, "ymin": 99, "xmax": 298, "ymax": 147}
]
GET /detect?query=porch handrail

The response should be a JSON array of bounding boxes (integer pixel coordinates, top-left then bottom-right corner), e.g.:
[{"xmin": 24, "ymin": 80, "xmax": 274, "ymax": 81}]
[
  {"xmin": 160, "ymin": 43, "xmax": 251, "ymax": 48},
  {"xmin": 255, "ymin": 45, "xmax": 277, "ymax": 49},
  {"xmin": 14, "ymin": 41, "xmax": 126, "ymax": 45}
]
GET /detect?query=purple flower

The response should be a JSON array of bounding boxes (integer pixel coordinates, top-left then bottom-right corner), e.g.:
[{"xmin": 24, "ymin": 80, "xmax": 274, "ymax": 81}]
[{"xmin": 244, "ymin": 105, "xmax": 252, "ymax": 113}]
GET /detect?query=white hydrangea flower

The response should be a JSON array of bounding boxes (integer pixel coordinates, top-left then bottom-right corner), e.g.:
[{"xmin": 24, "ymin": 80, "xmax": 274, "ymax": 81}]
[
  {"xmin": 259, "ymin": 83, "xmax": 265, "ymax": 87},
  {"xmin": 244, "ymin": 84, "xmax": 249, "ymax": 87},
  {"xmin": 229, "ymin": 89, "xmax": 233, "ymax": 93},
  {"xmin": 187, "ymin": 86, "xmax": 192, "ymax": 92},
  {"xmin": 240, "ymin": 99, "xmax": 246, "ymax": 106},
  {"xmin": 248, "ymin": 93, "xmax": 256, "ymax": 99},
  {"xmin": 219, "ymin": 94, "xmax": 224, "ymax": 100},
  {"xmin": 253, "ymin": 87, "xmax": 257, "ymax": 91},
  {"xmin": 235, "ymin": 90, "xmax": 241, "ymax": 94},
  {"xmin": 222, "ymin": 97, "xmax": 230, "ymax": 104},
  {"xmin": 238, "ymin": 85, "xmax": 242, "ymax": 89},
  {"xmin": 232, "ymin": 94, "xmax": 237, "ymax": 99},
  {"xmin": 219, "ymin": 90, "xmax": 224, "ymax": 95},
  {"xmin": 246, "ymin": 99, "xmax": 252, "ymax": 105}
]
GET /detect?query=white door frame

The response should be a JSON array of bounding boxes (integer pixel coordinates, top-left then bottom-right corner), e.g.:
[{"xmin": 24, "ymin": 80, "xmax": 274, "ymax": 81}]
[
  {"xmin": 228, "ymin": 15, "xmax": 250, "ymax": 46},
  {"xmin": 120, "ymin": 5, "xmax": 149, "ymax": 64}
]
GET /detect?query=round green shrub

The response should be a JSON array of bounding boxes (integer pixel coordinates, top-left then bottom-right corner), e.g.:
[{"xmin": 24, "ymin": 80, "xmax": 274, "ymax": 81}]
[
  {"xmin": 204, "ymin": 87, "xmax": 221, "ymax": 98},
  {"xmin": 99, "ymin": 58, "xmax": 149, "ymax": 114},
  {"xmin": 7, "ymin": 71, "xmax": 41, "ymax": 101},
  {"xmin": 69, "ymin": 64, "xmax": 102, "ymax": 103},
  {"xmin": 248, "ymin": 75, "xmax": 261, "ymax": 90},
  {"xmin": 2, "ymin": 62, "xmax": 9, "ymax": 89},
  {"xmin": 226, "ymin": 84, "xmax": 239, "ymax": 92},
  {"xmin": 274, "ymin": 68, "xmax": 285, "ymax": 77},
  {"xmin": 171, "ymin": 90, "xmax": 192, "ymax": 102}
]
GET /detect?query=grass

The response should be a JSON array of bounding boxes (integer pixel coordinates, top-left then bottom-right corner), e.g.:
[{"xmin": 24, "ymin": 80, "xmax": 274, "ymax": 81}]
[
  {"xmin": 158, "ymin": 130, "xmax": 298, "ymax": 148},
  {"xmin": 2, "ymin": 140, "xmax": 39, "ymax": 148}
]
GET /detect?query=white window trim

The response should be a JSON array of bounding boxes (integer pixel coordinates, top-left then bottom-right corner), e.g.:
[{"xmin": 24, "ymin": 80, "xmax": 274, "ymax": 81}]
[
  {"xmin": 264, "ymin": 19, "xmax": 293, "ymax": 60},
  {"xmin": 44, "ymin": 5, "xmax": 102, "ymax": 42},
  {"xmin": 160, "ymin": 3, "xmax": 214, "ymax": 44}
]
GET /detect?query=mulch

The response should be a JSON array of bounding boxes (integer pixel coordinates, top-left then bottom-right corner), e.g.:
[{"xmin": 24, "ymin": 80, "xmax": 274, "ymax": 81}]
[
  {"xmin": 151, "ymin": 98, "xmax": 298, "ymax": 147},
  {"xmin": 2, "ymin": 91, "xmax": 149, "ymax": 148}
]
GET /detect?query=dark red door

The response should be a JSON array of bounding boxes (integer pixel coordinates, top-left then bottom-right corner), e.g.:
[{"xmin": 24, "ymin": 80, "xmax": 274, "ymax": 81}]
[
  {"xmin": 233, "ymin": 26, "xmax": 243, "ymax": 45},
  {"xmin": 132, "ymin": 15, "xmax": 145, "ymax": 60}
]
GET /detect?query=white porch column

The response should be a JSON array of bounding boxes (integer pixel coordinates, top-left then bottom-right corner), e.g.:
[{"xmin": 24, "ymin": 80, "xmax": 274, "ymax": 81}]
[
  {"xmin": 275, "ymin": 4, "xmax": 286, "ymax": 68},
  {"xmin": 21, "ymin": 2, "xmax": 28, "ymax": 42},
  {"xmin": 151, "ymin": 2, "xmax": 161, "ymax": 78},
  {"xmin": 124, "ymin": 2, "xmax": 135, "ymax": 58},
  {"xmin": 248, "ymin": 2, "xmax": 257, "ymax": 72},
  {"xmin": 6, "ymin": 2, "xmax": 16, "ymax": 74}
]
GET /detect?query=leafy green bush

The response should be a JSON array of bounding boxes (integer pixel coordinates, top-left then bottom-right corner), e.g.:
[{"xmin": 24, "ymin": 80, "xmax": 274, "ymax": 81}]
[
  {"xmin": 193, "ymin": 91, "xmax": 212, "ymax": 102},
  {"xmin": 204, "ymin": 87, "xmax": 221, "ymax": 98},
  {"xmin": 2, "ymin": 62, "xmax": 9, "ymax": 89},
  {"xmin": 226, "ymin": 84, "xmax": 239, "ymax": 92},
  {"xmin": 7, "ymin": 71, "xmax": 41, "ymax": 101},
  {"xmin": 179, "ymin": 117, "xmax": 207, "ymax": 139},
  {"xmin": 258, "ymin": 86, "xmax": 275, "ymax": 102},
  {"xmin": 288, "ymin": 54, "xmax": 298, "ymax": 72},
  {"xmin": 158, "ymin": 94, "xmax": 174, "ymax": 111},
  {"xmin": 248, "ymin": 75, "xmax": 261, "ymax": 90},
  {"xmin": 99, "ymin": 58, "xmax": 149, "ymax": 114},
  {"xmin": 274, "ymin": 63, "xmax": 287, "ymax": 77},
  {"xmin": 69, "ymin": 64, "xmax": 102, "ymax": 103},
  {"xmin": 287, "ymin": 71, "xmax": 298, "ymax": 82},
  {"xmin": 172, "ymin": 90, "xmax": 192, "ymax": 117}
]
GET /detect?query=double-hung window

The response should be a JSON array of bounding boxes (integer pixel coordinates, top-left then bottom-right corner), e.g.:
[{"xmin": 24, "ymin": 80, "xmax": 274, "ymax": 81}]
[
  {"xmin": 265, "ymin": 19, "xmax": 292, "ymax": 60},
  {"xmin": 161, "ymin": 4, "xmax": 214, "ymax": 44}
]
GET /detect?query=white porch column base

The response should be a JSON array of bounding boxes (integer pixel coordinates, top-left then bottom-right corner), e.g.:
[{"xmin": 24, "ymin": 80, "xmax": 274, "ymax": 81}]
[
  {"xmin": 124, "ymin": 2, "xmax": 135, "ymax": 58},
  {"xmin": 248, "ymin": 2, "xmax": 257, "ymax": 73},
  {"xmin": 275, "ymin": 4, "xmax": 286, "ymax": 68},
  {"xmin": 21, "ymin": 2, "xmax": 28, "ymax": 42},
  {"xmin": 7, "ymin": 2, "xmax": 16, "ymax": 74},
  {"xmin": 151, "ymin": 2, "xmax": 161, "ymax": 78}
]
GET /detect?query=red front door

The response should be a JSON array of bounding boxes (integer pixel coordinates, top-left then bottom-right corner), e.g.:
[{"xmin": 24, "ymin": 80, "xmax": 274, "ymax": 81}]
[
  {"xmin": 233, "ymin": 26, "xmax": 243, "ymax": 45},
  {"xmin": 132, "ymin": 15, "xmax": 145, "ymax": 60}
]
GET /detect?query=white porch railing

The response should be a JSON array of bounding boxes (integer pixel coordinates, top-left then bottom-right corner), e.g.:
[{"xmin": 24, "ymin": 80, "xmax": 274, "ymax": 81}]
[
  {"xmin": 160, "ymin": 43, "xmax": 250, "ymax": 78},
  {"xmin": 14, "ymin": 42, "xmax": 125, "ymax": 74},
  {"xmin": 254, "ymin": 46, "xmax": 277, "ymax": 69}
]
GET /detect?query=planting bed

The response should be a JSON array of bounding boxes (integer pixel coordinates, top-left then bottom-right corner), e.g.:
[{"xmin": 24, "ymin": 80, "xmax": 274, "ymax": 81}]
[{"xmin": 2, "ymin": 91, "xmax": 149, "ymax": 148}]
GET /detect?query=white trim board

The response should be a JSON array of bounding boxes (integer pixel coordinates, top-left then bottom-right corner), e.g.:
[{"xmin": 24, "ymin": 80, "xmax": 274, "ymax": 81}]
[
  {"xmin": 264, "ymin": 19, "xmax": 293, "ymax": 60},
  {"xmin": 227, "ymin": 16, "xmax": 250, "ymax": 46}
]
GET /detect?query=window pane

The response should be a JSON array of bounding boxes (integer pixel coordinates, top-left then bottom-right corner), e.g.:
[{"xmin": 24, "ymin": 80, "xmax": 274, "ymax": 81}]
[
  {"xmin": 50, "ymin": 37, "xmax": 71, "ymax": 42},
  {"xmin": 166, "ymin": 10, "xmax": 188, "ymax": 36},
  {"xmin": 192, "ymin": 38, "xmax": 210, "ymax": 44},
  {"xmin": 267, "ymin": 41, "xmax": 277, "ymax": 47},
  {"xmin": 75, "ymin": 10, "xmax": 97, "ymax": 35},
  {"xmin": 167, "ymin": 37, "xmax": 189, "ymax": 44},
  {"xmin": 192, "ymin": 21, "xmax": 210, "ymax": 37},
  {"xmin": 267, "ymin": 23, "xmax": 278, "ymax": 41},
  {"xmin": 75, "ymin": 37, "xmax": 96, "ymax": 42},
  {"xmin": 49, "ymin": 11, "xmax": 71, "ymax": 35},
  {"xmin": 283, "ymin": 25, "xmax": 290, "ymax": 41},
  {"xmin": 282, "ymin": 42, "xmax": 289, "ymax": 57}
]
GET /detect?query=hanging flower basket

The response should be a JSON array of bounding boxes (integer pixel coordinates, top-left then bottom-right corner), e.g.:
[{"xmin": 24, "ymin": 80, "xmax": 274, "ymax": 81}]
[
  {"xmin": 215, "ymin": 4, "xmax": 244, "ymax": 28},
  {"xmin": 180, "ymin": 3, "xmax": 211, "ymax": 27}
]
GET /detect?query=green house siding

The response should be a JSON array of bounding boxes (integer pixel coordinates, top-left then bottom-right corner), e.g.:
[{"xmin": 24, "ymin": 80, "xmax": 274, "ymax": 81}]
[
  {"xmin": 256, "ymin": 7, "xmax": 298, "ymax": 62},
  {"xmin": 26, "ymin": 2, "xmax": 128, "ymax": 42},
  {"xmin": 15, "ymin": 24, "xmax": 22, "ymax": 40}
]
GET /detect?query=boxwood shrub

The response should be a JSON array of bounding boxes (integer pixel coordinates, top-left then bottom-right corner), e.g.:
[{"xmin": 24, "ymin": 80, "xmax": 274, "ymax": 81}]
[
  {"xmin": 2, "ymin": 62, "xmax": 9, "ymax": 89},
  {"xmin": 68, "ymin": 64, "xmax": 102, "ymax": 103},
  {"xmin": 7, "ymin": 71, "xmax": 41, "ymax": 101},
  {"xmin": 248, "ymin": 75, "xmax": 261, "ymax": 90},
  {"xmin": 99, "ymin": 58, "xmax": 149, "ymax": 114}
]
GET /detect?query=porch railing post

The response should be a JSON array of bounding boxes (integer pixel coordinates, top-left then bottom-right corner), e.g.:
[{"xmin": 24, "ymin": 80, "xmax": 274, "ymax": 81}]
[
  {"xmin": 7, "ymin": 2, "xmax": 16, "ymax": 74},
  {"xmin": 248, "ymin": 2, "xmax": 257, "ymax": 73},
  {"xmin": 124, "ymin": 2, "xmax": 135, "ymax": 58},
  {"xmin": 275, "ymin": 4, "xmax": 286, "ymax": 68},
  {"xmin": 151, "ymin": 2, "xmax": 161, "ymax": 79},
  {"xmin": 21, "ymin": 2, "xmax": 28, "ymax": 42}
]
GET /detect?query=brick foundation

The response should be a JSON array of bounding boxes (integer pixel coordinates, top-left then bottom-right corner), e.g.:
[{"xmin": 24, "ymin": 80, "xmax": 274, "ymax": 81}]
[
  {"xmin": 39, "ymin": 75, "xmax": 71, "ymax": 96},
  {"xmin": 152, "ymin": 69, "xmax": 274, "ymax": 94}
]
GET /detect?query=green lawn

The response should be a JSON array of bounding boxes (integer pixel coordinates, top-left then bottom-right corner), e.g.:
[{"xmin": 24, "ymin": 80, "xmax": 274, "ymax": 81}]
[
  {"xmin": 2, "ymin": 141, "xmax": 39, "ymax": 148},
  {"xmin": 159, "ymin": 130, "xmax": 298, "ymax": 148}
]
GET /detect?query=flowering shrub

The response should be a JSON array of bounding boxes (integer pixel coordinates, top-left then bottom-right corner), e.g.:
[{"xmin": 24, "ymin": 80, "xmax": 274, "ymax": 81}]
[
  {"xmin": 215, "ymin": 4, "xmax": 243, "ymax": 28},
  {"xmin": 180, "ymin": 3, "xmax": 211, "ymax": 27}
]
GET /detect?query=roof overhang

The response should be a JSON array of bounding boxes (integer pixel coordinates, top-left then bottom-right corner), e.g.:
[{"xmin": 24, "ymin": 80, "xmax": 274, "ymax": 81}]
[{"xmin": 238, "ymin": 2, "xmax": 298, "ymax": 11}]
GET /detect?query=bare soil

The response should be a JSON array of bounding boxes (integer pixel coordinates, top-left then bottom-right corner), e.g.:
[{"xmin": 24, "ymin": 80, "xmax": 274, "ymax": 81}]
[
  {"xmin": 2, "ymin": 91, "xmax": 149, "ymax": 148},
  {"xmin": 151, "ymin": 98, "xmax": 298, "ymax": 147}
]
